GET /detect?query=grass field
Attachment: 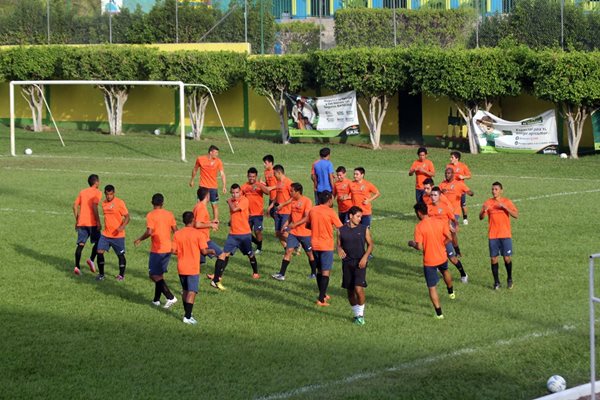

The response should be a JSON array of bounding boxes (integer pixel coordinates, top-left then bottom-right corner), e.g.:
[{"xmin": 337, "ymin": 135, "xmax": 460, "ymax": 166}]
[{"xmin": 1, "ymin": 126, "xmax": 599, "ymax": 399}]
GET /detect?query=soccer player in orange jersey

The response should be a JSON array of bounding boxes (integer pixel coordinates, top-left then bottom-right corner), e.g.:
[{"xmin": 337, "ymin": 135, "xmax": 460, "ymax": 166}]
[
  {"xmin": 241, "ymin": 167, "xmax": 270, "ymax": 254},
  {"xmin": 408, "ymin": 202, "xmax": 454, "ymax": 319},
  {"xmin": 189, "ymin": 145, "xmax": 227, "ymax": 223},
  {"xmin": 210, "ymin": 184, "xmax": 260, "ymax": 291},
  {"xmin": 409, "ymin": 147, "xmax": 435, "ymax": 203},
  {"xmin": 349, "ymin": 167, "xmax": 380, "ymax": 228},
  {"xmin": 172, "ymin": 211, "xmax": 214, "ymax": 325},
  {"xmin": 447, "ymin": 151, "xmax": 472, "ymax": 225},
  {"xmin": 421, "ymin": 178, "xmax": 452, "ymax": 208},
  {"xmin": 307, "ymin": 191, "xmax": 343, "ymax": 306},
  {"xmin": 134, "ymin": 193, "xmax": 178, "ymax": 309},
  {"xmin": 479, "ymin": 182, "xmax": 519, "ymax": 290},
  {"xmin": 333, "ymin": 166, "xmax": 353, "ymax": 224},
  {"xmin": 263, "ymin": 154, "xmax": 277, "ymax": 219},
  {"xmin": 272, "ymin": 183, "xmax": 317, "ymax": 281},
  {"xmin": 439, "ymin": 168, "xmax": 474, "ymax": 257},
  {"xmin": 265, "ymin": 165, "xmax": 294, "ymax": 249},
  {"xmin": 96, "ymin": 185, "xmax": 130, "ymax": 281},
  {"xmin": 72, "ymin": 174, "xmax": 102, "ymax": 276}
]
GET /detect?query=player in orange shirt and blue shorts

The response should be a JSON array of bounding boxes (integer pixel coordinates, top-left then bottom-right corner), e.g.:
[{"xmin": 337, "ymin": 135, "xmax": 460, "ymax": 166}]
[
  {"xmin": 349, "ymin": 167, "xmax": 380, "ymax": 228},
  {"xmin": 333, "ymin": 166, "xmax": 353, "ymax": 224},
  {"xmin": 263, "ymin": 155, "xmax": 278, "ymax": 219},
  {"xmin": 134, "ymin": 193, "xmax": 178, "ymax": 309},
  {"xmin": 439, "ymin": 168, "xmax": 474, "ymax": 257},
  {"xmin": 479, "ymin": 182, "xmax": 519, "ymax": 290},
  {"xmin": 265, "ymin": 165, "xmax": 294, "ymax": 249},
  {"xmin": 189, "ymin": 145, "xmax": 227, "ymax": 223},
  {"xmin": 72, "ymin": 174, "xmax": 102, "ymax": 276},
  {"xmin": 241, "ymin": 167, "xmax": 270, "ymax": 254},
  {"xmin": 96, "ymin": 185, "xmax": 130, "ymax": 281},
  {"xmin": 409, "ymin": 147, "xmax": 435, "ymax": 203},
  {"xmin": 446, "ymin": 151, "xmax": 472, "ymax": 225}
]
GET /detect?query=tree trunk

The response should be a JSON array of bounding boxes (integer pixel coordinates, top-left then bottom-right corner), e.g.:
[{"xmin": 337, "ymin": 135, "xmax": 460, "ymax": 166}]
[
  {"xmin": 187, "ymin": 91, "xmax": 210, "ymax": 140},
  {"xmin": 264, "ymin": 89, "xmax": 290, "ymax": 144},
  {"xmin": 561, "ymin": 103, "xmax": 594, "ymax": 159},
  {"xmin": 100, "ymin": 85, "xmax": 130, "ymax": 135},
  {"xmin": 357, "ymin": 94, "xmax": 389, "ymax": 150},
  {"xmin": 20, "ymin": 85, "xmax": 44, "ymax": 132},
  {"xmin": 455, "ymin": 101, "xmax": 479, "ymax": 154}
]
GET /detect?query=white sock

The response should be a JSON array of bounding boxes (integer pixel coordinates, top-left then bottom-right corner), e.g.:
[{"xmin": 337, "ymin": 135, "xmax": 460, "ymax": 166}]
[
  {"xmin": 358, "ymin": 304, "xmax": 365, "ymax": 317},
  {"xmin": 351, "ymin": 305, "xmax": 361, "ymax": 317}
]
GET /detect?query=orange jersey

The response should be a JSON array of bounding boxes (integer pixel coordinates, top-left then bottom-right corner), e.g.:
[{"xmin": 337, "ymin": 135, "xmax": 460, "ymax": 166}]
[
  {"xmin": 193, "ymin": 201, "xmax": 211, "ymax": 241},
  {"xmin": 146, "ymin": 208, "xmax": 177, "ymax": 253},
  {"xmin": 194, "ymin": 155, "xmax": 223, "ymax": 189},
  {"xmin": 482, "ymin": 197, "xmax": 517, "ymax": 239},
  {"xmin": 264, "ymin": 168, "xmax": 277, "ymax": 200},
  {"xmin": 414, "ymin": 217, "xmax": 450, "ymax": 267},
  {"xmin": 275, "ymin": 176, "xmax": 293, "ymax": 214},
  {"xmin": 172, "ymin": 227, "xmax": 207, "ymax": 275},
  {"xmin": 101, "ymin": 197, "xmax": 128, "ymax": 238},
  {"xmin": 427, "ymin": 202, "xmax": 456, "ymax": 223},
  {"xmin": 74, "ymin": 187, "xmax": 102, "ymax": 227},
  {"xmin": 410, "ymin": 159, "xmax": 435, "ymax": 189},
  {"xmin": 422, "ymin": 192, "xmax": 453, "ymax": 211},
  {"xmin": 446, "ymin": 161, "xmax": 471, "ymax": 181},
  {"xmin": 241, "ymin": 182, "xmax": 265, "ymax": 216},
  {"xmin": 290, "ymin": 195, "xmax": 312, "ymax": 237},
  {"xmin": 229, "ymin": 196, "xmax": 251, "ymax": 235},
  {"xmin": 308, "ymin": 205, "xmax": 343, "ymax": 251},
  {"xmin": 349, "ymin": 179, "xmax": 378, "ymax": 216},
  {"xmin": 334, "ymin": 178, "xmax": 353, "ymax": 213},
  {"xmin": 439, "ymin": 179, "xmax": 470, "ymax": 213}
]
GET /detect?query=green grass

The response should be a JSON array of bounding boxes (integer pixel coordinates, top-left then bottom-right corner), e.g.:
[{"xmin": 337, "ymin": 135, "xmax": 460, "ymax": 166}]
[{"xmin": 1, "ymin": 126, "xmax": 599, "ymax": 399}]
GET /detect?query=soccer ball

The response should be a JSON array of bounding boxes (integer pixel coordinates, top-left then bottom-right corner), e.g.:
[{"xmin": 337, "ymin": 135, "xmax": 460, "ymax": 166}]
[
  {"xmin": 153, "ymin": 129, "xmax": 161, "ymax": 136},
  {"xmin": 24, "ymin": 148, "xmax": 32, "ymax": 155},
  {"xmin": 546, "ymin": 375, "xmax": 566, "ymax": 393},
  {"xmin": 560, "ymin": 153, "xmax": 568, "ymax": 159}
]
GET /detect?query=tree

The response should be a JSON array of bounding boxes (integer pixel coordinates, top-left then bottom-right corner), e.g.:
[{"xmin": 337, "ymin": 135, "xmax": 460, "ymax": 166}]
[
  {"xmin": 156, "ymin": 51, "xmax": 246, "ymax": 139},
  {"xmin": 409, "ymin": 47, "xmax": 522, "ymax": 153},
  {"xmin": 527, "ymin": 50, "xmax": 600, "ymax": 158},
  {"xmin": 276, "ymin": 21, "xmax": 320, "ymax": 54},
  {"xmin": 314, "ymin": 48, "xmax": 408, "ymax": 149},
  {"xmin": 245, "ymin": 55, "xmax": 310, "ymax": 143}
]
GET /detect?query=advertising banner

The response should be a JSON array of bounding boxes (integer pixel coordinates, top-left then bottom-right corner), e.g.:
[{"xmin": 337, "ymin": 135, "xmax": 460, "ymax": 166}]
[{"xmin": 592, "ymin": 110, "xmax": 600, "ymax": 151}]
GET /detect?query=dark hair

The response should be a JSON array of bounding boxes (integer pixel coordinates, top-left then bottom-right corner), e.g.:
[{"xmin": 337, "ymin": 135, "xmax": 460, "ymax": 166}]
[
  {"xmin": 88, "ymin": 174, "xmax": 99, "ymax": 186},
  {"xmin": 273, "ymin": 164, "xmax": 285, "ymax": 173},
  {"xmin": 208, "ymin": 145, "xmax": 219, "ymax": 152},
  {"xmin": 262, "ymin": 154, "xmax": 274, "ymax": 163},
  {"xmin": 182, "ymin": 211, "xmax": 194, "ymax": 225},
  {"xmin": 348, "ymin": 206, "xmax": 362, "ymax": 216},
  {"xmin": 336, "ymin": 166, "xmax": 346, "ymax": 173},
  {"xmin": 318, "ymin": 190, "xmax": 333, "ymax": 204},
  {"xmin": 492, "ymin": 181, "xmax": 503, "ymax": 189},
  {"xmin": 417, "ymin": 147, "xmax": 428, "ymax": 155},
  {"xmin": 197, "ymin": 187, "xmax": 209, "ymax": 201},
  {"xmin": 104, "ymin": 184, "xmax": 115, "ymax": 193},
  {"xmin": 450, "ymin": 151, "xmax": 461, "ymax": 160},
  {"xmin": 354, "ymin": 167, "xmax": 365, "ymax": 175},
  {"xmin": 319, "ymin": 147, "xmax": 331, "ymax": 158},
  {"xmin": 414, "ymin": 202, "xmax": 428, "ymax": 215},
  {"xmin": 291, "ymin": 182, "xmax": 303, "ymax": 194},
  {"xmin": 423, "ymin": 178, "xmax": 434, "ymax": 186},
  {"xmin": 230, "ymin": 183, "xmax": 241, "ymax": 190},
  {"xmin": 247, "ymin": 167, "xmax": 258, "ymax": 175},
  {"xmin": 151, "ymin": 193, "xmax": 164, "ymax": 206},
  {"xmin": 431, "ymin": 186, "xmax": 441, "ymax": 194}
]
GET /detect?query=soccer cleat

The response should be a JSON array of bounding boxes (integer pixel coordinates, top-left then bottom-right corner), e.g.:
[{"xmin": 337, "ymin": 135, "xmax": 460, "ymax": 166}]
[
  {"xmin": 206, "ymin": 273, "xmax": 214, "ymax": 280},
  {"xmin": 449, "ymin": 292, "xmax": 456, "ymax": 300},
  {"xmin": 316, "ymin": 300, "xmax": 330, "ymax": 307},
  {"xmin": 353, "ymin": 316, "xmax": 366, "ymax": 326},
  {"xmin": 252, "ymin": 273, "xmax": 260, "ymax": 279},
  {"xmin": 86, "ymin": 259, "xmax": 96, "ymax": 273},
  {"xmin": 115, "ymin": 275, "xmax": 124, "ymax": 281},
  {"xmin": 325, "ymin": 294, "xmax": 331, "ymax": 301},
  {"xmin": 95, "ymin": 274, "xmax": 105, "ymax": 281},
  {"xmin": 210, "ymin": 280, "xmax": 226, "ymax": 291},
  {"xmin": 163, "ymin": 296, "xmax": 178, "ymax": 309},
  {"xmin": 307, "ymin": 273, "xmax": 316, "ymax": 279},
  {"xmin": 255, "ymin": 249, "xmax": 262, "ymax": 255},
  {"xmin": 151, "ymin": 300, "xmax": 161, "ymax": 306},
  {"xmin": 493, "ymin": 282, "xmax": 501, "ymax": 290},
  {"xmin": 460, "ymin": 275, "xmax": 468, "ymax": 284},
  {"xmin": 73, "ymin": 267, "xmax": 81, "ymax": 276},
  {"xmin": 463, "ymin": 219, "xmax": 469, "ymax": 225},
  {"xmin": 271, "ymin": 273, "xmax": 285, "ymax": 281},
  {"xmin": 183, "ymin": 317, "xmax": 197, "ymax": 325},
  {"xmin": 507, "ymin": 279, "xmax": 514, "ymax": 289},
  {"xmin": 435, "ymin": 314, "xmax": 445, "ymax": 320}
]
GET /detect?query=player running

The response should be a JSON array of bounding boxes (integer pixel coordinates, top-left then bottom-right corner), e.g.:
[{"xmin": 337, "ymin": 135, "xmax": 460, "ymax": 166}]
[
  {"xmin": 189, "ymin": 145, "xmax": 227, "ymax": 223},
  {"xmin": 439, "ymin": 167, "xmax": 474, "ymax": 257},
  {"xmin": 446, "ymin": 151, "xmax": 472, "ymax": 225},
  {"xmin": 72, "ymin": 174, "xmax": 102, "ymax": 276},
  {"xmin": 241, "ymin": 167, "xmax": 270, "ymax": 254},
  {"xmin": 409, "ymin": 147, "xmax": 435, "ymax": 203},
  {"xmin": 96, "ymin": 185, "xmax": 130, "ymax": 281}
]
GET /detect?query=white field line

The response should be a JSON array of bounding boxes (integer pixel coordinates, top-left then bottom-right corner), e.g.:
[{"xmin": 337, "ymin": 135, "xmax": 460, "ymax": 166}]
[
  {"xmin": 0, "ymin": 207, "xmax": 145, "ymax": 222},
  {"xmin": 255, "ymin": 324, "xmax": 576, "ymax": 400},
  {"xmin": 1, "ymin": 166, "xmax": 248, "ymax": 179}
]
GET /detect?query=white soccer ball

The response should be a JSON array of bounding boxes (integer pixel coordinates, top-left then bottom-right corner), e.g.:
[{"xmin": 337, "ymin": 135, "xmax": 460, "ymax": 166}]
[
  {"xmin": 560, "ymin": 153, "xmax": 568, "ymax": 159},
  {"xmin": 153, "ymin": 129, "xmax": 161, "ymax": 136},
  {"xmin": 546, "ymin": 375, "xmax": 566, "ymax": 393},
  {"xmin": 24, "ymin": 148, "xmax": 32, "ymax": 155}
]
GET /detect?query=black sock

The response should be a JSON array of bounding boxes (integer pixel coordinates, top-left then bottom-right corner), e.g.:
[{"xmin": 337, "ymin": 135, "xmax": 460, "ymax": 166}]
[
  {"xmin": 153, "ymin": 281, "xmax": 162, "ymax": 302},
  {"xmin": 279, "ymin": 259, "xmax": 290, "ymax": 275},
  {"xmin": 252, "ymin": 235, "xmax": 259, "ymax": 245},
  {"xmin": 455, "ymin": 260, "xmax": 466, "ymax": 277},
  {"xmin": 90, "ymin": 243, "xmax": 98, "ymax": 262},
  {"xmin": 183, "ymin": 302, "xmax": 192, "ymax": 319},
  {"xmin": 249, "ymin": 256, "xmax": 258, "ymax": 274},
  {"xmin": 316, "ymin": 273, "xmax": 323, "ymax": 293},
  {"xmin": 319, "ymin": 276, "xmax": 329, "ymax": 302},
  {"xmin": 214, "ymin": 258, "xmax": 228, "ymax": 281},
  {"xmin": 463, "ymin": 213, "xmax": 468, "ymax": 220},
  {"xmin": 505, "ymin": 261, "xmax": 513, "ymax": 281},
  {"xmin": 447, "ymin": 286, "xmax": 454, "ymax": 294},
  {"xmin": 117, "ymin": 254, "xmax": 126, "ymax": 277},
  {"xmin": 309, "ymin": 259, "xmax": 317, "ymax": 275},
  {"xmin": 257, "ymin": 240, "xmax": 262, "ymax": 251},
  {"xmin": 97, "ymin": 253, "xmax": 105, "ymax": 275},
  {"xmin": 454, "ymin": 245, "xmax": 461, "ymax": 256},
  {"xmin": 491, "ymin": 262, "xmax": 499, "ymax": 284},
  {"xmin": 75, "ymin": 245, "xmax": 83, "ymax": 268},
  {"xmin": 435, "ymin": 307, "xmax": 443, "ymax": 316}
]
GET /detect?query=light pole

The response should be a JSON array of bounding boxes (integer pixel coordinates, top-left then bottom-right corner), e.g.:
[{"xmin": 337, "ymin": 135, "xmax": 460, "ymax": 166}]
[
  {"xmin": 392, "ymin": 0, "xmax": 397, "ymax": 46},
  {"xmin": 260, "ymin": 0, "xmax": 264, "ymax": 54},
  {"xmin": 319, "ymin": 0, "xmax": 322, "ymax": 50},
  {"xmin": 475, "ymin": 0, "xmax": 480, "ymax": 48},
  {"xmin": 175, "ymin": 0, "xmax": 179, "ymax": 44},
  {"xmin": 560, "ymin": 0, "xmax": 564, "ymax": 50},
  {"xmin": 47, "ymin": 0, "xmax": 50, "ymax": 44},
  {"xmin": 244, "ymin": 0, "xmax": 248, "ymax": 44}
]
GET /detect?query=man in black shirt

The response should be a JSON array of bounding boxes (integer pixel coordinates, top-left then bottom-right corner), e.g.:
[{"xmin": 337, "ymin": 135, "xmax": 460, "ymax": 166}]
[{"xmin": 337, "ymin": 206, "xmax": 374, "ymax": 325}]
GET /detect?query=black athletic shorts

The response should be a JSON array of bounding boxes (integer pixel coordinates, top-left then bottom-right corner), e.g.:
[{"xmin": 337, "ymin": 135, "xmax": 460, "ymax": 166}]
[{"xmin": 341, "ymin": 258, "xmax": 368, "ymax": 289}]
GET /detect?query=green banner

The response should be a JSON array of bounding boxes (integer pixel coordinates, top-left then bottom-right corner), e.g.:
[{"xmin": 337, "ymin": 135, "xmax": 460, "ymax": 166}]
[{"xmin": 592, "ymin": 111, "xmax": 600, "ymax": 151}]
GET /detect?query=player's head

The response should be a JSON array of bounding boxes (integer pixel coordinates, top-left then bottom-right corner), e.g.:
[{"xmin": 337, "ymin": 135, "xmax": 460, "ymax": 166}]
[
  {"xmin": 197, "ymin": 187, "xmax": 209, "ymax": 202},
  {"xmin": 151, "ymin": 193, "xmax": 164, "ymax": 207},
  {"xmin": 336, "ymin": 166, "xmax": 346, "ymax": 180},
  {"xmin": 492, "ymin": 181, "xmax": 503, "ymax": 198},
  {"xmin": 104, "ymin": 184, "xmax": 115, "ymax": 201},
  {"xmin": 263, "ymin": 154, "xmax": 274, "ymax": 167},
  {"xmin": 208, "ymin": 145, "xmax": 219, "ymax": 158},
  {"xmin": 348, "ymin": 206, "xmax": 363, "ymax": 225},
  {"xmin": 319, "ymin": 147, "xmax": 331, "ymax": 159},
  {"xmin": 445, "ymin": 167, "xmax": 454, "ymax": 181},
  {"xmin": 353, "ymin": 167, "xmax": 365, "ymax": 181},
  {"xmin": 318, "ymin": 190, "xmax": 333, "ymax": 206},
  {"xmin": 88, "ymin": 174, "xmax": 99, "ymax": 187},
  {"xmin": 291, "ymin": 182, "xmax": 303, "ymax": 198},
  {"xmin": 450, "ymin": 151, "xmax": 461, "ymax": 162},
  {"xmin": 182, "ymin": 211, "xmax": 194, "ymax": 226},
  {"xmin": 423, "ymin": 178, "xmax": 434, "ymax": 194},
  {"xmin": 414, "ymin": 202, "xmax": 428, "ymax": 220},
  {"xmin": 417, "ymin": 147, "xmax": 428, "ymax": 161},
  {"xmin": 230, "ymin": 183, "xmax": 241, "ymax": 199},
  {"xmin": 247, "ymin": 167, "xmax": 258, "ymax": 184},
  {"xmin": 273, "ymin": 164, "xmax": 285, "ymax": 179},
  {"xmin": 430, "ymin": 186, "xmax": 441, "ymax": 203}
]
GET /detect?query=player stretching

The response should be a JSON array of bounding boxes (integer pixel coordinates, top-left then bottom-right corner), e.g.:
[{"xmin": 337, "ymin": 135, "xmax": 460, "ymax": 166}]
[
  {"xmin": 338, "ymin": 206, "xmax": 373, "ymax": 325},
  {"xmin": 409, "ymin": 202, "xmax": 455, "ymax": 319},
  {"xmin": 272, "ymin": 183, "xmax": 317, "ymax": 281},
  {"xmin": 210, "ymin": 184, "xmax": 259, "ymax": 290},
  {"xmin": 439, "ymin": 167, "xmax": 474, "ymax": 257},
  {"xmin": 409, "ymin": 147, "xmax": 435, "ymax": 203},
  {"xmin": 349, "ymin": 167, "xmax": 380, "ymax": 228},
  {"xmin": 311, "ymin": 147, "xmax": 335, "ymax": 205},
  {"xmin": 189, "ymin": 145, "xmax": 227, "ymax": 223},
  {"xmin": 446, "ymin": 151, "xmax": 472, "ymax": 225},
  {"xmin": 72, "ymin": 174, "xmax": 102, "ymax": 276},
  {"xmin": 333, "ymin": 166, "xmax": 353, "ymax": 224},
  {"xmin": 134, "ymin": 193, "xmax": 178, "ymax": 308},
  {"xmin": 479, "ymin": 182, "xmax": 519, "ymax": 290},
  {"xmin": 241, "ymin": 168, "xmax": 270, "ymax": 254},
  {"xmin": 96, "ymin": 185, "xmax": 130, "ymax": 281}
]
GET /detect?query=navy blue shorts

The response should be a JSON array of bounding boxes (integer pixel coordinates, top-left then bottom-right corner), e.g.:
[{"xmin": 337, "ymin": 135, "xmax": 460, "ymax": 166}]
[
  {"xmin": 416, "ymin": 189, "xmax": 425, "ymax": 204},
  {"xmin": 98, "ymin": 235, "xmax": 125, "ymax": 255},
  {"xmin": 249, "ymin": 215, "xmax": 264, "ymax": 232},
  {"xmin": 360, "ymin": 215, "xmax": 372, "ymax": 228},
  {"xmin": 200, "ymin": 240, "xmax": 223, "ymax": 264},
  {"xmin": 201, "ymin": 187, "xmax": 219, "ymax": 203},
  {"xmin": 338, "ymin": 212, "xmax": 349, "ymax": 224},
  {"xmin": 76, "ymin": 226, "xmax": 100, "ymax": 245},
  {"xmin": 286, "ymin": 234, "xmax": 312, "ymax": 251},
  {"xmin": 274, "ymin": 213, "xmax": 290, "ymax": 232},
  {"xmin": 179, "ymin": 274, "xmax": 199, "ymax": 293},
  {"xmin": 423, "ymin": 262, "xmax": 448, "ymax": 288},
  {"xmin": 149, "ymin": 252, "xmax": 171, "ymax": 275},
  {"xmin": 341, "ymin": 258, "xmax": 367, "ymax": 289},
  {"xmin": 445, "ymin": 242, "xmax": 456, "ymax": 258},
  {"xmin": 489, "ymin": 238, "xmax": 513, "ymax": 257},
  {"xmin": 461, "ymin": 193, "xmax": 467, "ymax": 207},
  {"xmin": 269, "ymin": 200, "xmax": 276, "ymax": 218},
  {"xmin": 223, "ymin": 234, "xmax": 253, "ymax": 256},
  {"xmin": 314, "ymin": 250, "xmax": 334, "ymax": 271}
]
